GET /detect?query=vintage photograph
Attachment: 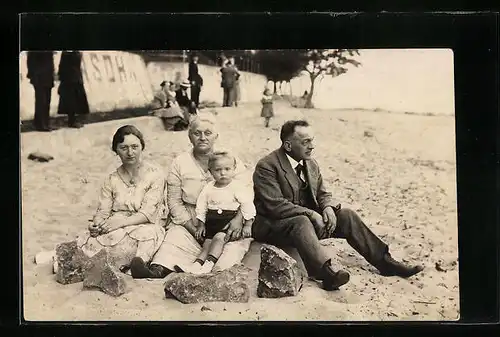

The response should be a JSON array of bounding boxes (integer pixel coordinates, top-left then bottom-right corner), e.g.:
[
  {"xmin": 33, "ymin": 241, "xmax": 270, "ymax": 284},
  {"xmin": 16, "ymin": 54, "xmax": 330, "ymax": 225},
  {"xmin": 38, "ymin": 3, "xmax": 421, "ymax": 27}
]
[{"xmin": 20, "ymin": 49, "xmax": 459, "ymax": 321}]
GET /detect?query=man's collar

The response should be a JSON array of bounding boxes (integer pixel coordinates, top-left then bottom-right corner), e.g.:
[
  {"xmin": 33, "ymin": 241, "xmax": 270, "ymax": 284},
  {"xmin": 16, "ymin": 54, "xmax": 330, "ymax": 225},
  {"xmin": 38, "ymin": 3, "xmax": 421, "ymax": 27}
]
[{"xmin": 285, "ymin": 153, "xmax": 303, "ymax": 169}]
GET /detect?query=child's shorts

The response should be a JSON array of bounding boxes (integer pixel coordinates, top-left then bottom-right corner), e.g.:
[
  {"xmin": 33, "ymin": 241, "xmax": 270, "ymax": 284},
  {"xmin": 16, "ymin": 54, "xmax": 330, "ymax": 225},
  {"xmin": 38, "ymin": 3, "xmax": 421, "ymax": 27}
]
[{"xmin": 205, "ymin": 209, "xmax": 238, "ymax": 239}]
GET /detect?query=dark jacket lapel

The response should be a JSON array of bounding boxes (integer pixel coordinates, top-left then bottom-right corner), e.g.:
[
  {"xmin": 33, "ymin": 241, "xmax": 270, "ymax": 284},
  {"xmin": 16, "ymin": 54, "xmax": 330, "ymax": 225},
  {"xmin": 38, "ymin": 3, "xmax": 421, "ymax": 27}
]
[
  {"xmin": 304, "ymin": 160, "xmax": 319, "ymax": 206},
  {"xmin": 276, "ymin": 148, "xmax": 301, "ymax": 200}
]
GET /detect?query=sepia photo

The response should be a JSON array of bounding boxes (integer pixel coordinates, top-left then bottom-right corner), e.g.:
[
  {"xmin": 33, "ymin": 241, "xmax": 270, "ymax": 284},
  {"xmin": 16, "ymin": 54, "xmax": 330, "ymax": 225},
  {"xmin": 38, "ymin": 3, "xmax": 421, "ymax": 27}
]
[{"xmin": 20, "ymin": 48, "xmax": 459, "ymax": 321}]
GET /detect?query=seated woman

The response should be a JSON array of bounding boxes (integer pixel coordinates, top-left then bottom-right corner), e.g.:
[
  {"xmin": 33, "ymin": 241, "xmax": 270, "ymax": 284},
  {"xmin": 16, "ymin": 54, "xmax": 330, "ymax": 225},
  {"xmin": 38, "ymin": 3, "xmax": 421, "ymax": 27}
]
[
  {"xmin": 131, "ymin": 113, "xmax": 254, "ymax": 278},
  {"xmin": 150, "ymin": 81, "xmax": 189, "ymax": 131},
  {"xmin": 176, "ymin": 80, "xmax": 198, "ymax": 117},
  {"xmin": 57, "ymin": 125, "xmax": 167, "ymax": 278}
]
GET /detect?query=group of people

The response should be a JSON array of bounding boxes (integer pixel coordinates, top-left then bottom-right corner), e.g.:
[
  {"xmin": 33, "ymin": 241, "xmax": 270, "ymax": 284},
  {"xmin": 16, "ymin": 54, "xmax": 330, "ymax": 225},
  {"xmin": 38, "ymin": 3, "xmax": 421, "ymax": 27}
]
[
  {"xmin": 27, "ymin": 51, "xmax": 89, "ymax": 131},
  {"xmin": 44, "ymin": 113, "xmax": 423, "ymax": 293}
]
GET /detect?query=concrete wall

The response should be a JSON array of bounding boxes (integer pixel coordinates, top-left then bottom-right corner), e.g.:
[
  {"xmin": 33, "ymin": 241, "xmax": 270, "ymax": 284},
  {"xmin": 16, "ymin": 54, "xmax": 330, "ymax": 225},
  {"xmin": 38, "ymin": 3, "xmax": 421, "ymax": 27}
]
[
  {"xmin": 19, "ymin": 51, "xmax": 154, "ymax": 121},
  {"xmin": 20, "ymin": 51, "xmax": 268, "ymax": 121},
  {"xmin": 283, "ymin": 49, "xmax": 455, "ymax": 115}
]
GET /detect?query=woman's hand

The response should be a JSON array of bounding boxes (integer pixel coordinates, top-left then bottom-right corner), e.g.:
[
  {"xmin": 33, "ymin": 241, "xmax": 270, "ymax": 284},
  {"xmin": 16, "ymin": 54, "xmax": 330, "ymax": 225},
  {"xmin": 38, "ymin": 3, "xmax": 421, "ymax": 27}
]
[
  {"xmin": 223, "ymin": 217, "xmax": 243, "ymax": 243},
  {"xmin": 195, "ymin": 224, "xmax": 206, "ymax": 243},
  {"xmin": 99, "ymin": 217, "xmax": 123, "ymax": 235},
  {"xmin": 242, "ymin": 224, "xmax": 252, "ymax": 239},
  {"xmin": 184, "ymin": 219, "xmax": 198, "ymax": 237},
  {"xmin": 88, "ymin": 222, "xmax": 101, "ymax": 237}
]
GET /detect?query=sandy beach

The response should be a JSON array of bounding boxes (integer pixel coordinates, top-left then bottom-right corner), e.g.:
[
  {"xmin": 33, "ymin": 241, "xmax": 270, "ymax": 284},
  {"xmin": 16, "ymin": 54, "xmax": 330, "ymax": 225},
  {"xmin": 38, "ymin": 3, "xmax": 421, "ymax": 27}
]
[{"xmin": 21, "ymin": 101, "xmax": 459, "ymax": 321}]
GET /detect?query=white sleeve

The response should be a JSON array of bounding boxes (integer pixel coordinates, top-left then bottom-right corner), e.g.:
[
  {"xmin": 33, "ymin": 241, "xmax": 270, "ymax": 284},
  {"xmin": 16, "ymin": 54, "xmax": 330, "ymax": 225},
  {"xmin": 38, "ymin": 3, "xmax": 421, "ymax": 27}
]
[
  {"xmin": 195, "ymin": 184, "xmax": 210, "ymax": 223},
  {"xmin": 234, "ymin": 182, "xmax": 256, "ymax": 220}
]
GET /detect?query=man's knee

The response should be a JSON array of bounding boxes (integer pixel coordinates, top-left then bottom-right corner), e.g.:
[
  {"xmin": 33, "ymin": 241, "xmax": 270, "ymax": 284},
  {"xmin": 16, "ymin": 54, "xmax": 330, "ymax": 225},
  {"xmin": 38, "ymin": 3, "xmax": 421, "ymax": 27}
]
[
  {"xmin": 288, "ymin": 215, "xmax": 316, "ymax": 236},
  {"xmin": 336, "ymin": 208, "xmax": 363, "ymax": 233},
  {"xmin": 336, "ymin": 208, "xmax": 358, "ymax": 222}
]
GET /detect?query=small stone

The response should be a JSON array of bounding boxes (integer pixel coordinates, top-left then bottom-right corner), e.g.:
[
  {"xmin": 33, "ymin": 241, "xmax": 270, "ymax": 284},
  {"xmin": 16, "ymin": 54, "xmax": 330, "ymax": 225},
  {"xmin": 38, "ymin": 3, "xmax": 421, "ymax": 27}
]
[
  {"xmin": 257, "ymin": 244, "xmax": 304, "ymax": 298},
  {"xmin": 55, "ymin": 241, "xmax": 91, "ymax": 285},
  {"xmin": 363, "ymin": 130, "xmax": 374, "ymax": 138},
  {"xmin": 83, "ymin": 249, "xmax": 127, "ymax": 297},
  {"xmin": 164, "ymin": 264, "xmax": 251, "ymax": 304},
  {"xmin": 28, "ymin": 152, "xmax": 54, "ymax": 162}
]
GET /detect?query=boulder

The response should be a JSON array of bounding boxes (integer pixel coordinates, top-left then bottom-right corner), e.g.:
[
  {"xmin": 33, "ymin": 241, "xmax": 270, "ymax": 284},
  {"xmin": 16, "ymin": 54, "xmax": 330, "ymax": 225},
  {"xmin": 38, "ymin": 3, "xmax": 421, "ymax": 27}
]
[
  {"xmin": 83, "ymin": 249, "xmax": 127, "ymax": 297},
  {"xmin": 54, "ymin": 241, "xmax": 91, "ymax": 285},
  {"xmin": 164, "ymin": 264, "xmax": 251, "ymax": 304},
  {"xmin": 257, "ymin": 244, "xmax": 304, "ymax": 298}
]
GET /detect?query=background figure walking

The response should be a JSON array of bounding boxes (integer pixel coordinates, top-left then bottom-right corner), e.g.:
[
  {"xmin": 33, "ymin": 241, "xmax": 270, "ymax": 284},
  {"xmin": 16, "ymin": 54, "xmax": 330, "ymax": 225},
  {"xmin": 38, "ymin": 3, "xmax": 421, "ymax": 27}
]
[
  {"xmin": 261, "ymin": 88, "xmax": 274, "ymax": 127},
  {"xmin": 229, "ymin": 57, "xmax": 241, "ymax": 107},
  {"xmin": 220, "ymin": 56, "xmax": 240, "ymax": 107},
  {"xmin": 188, "ymin": 54, "xmax": 203, "ymax": 108},
  {"xmin": 57, "ymin": 51, "xmax": 90, "ymax": 128},
  {"xmin": 27, "ymin": 51, "xmax": 56, "ymax": 132}
]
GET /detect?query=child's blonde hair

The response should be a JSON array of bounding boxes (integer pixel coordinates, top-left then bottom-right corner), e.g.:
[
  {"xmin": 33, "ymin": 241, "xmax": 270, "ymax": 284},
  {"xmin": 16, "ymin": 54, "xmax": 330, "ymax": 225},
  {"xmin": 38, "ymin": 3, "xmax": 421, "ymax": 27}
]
[{"xmin": 208, "ymin": 151, "xmax": 236, "ymax": 170}]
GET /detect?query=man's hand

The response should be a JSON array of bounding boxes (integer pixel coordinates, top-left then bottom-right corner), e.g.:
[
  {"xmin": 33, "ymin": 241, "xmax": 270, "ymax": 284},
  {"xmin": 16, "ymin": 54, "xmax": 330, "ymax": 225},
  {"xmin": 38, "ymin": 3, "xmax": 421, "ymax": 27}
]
[
  {"xmin": 322, "ymin": 207, "xmax": 338, "ymax": 237},
  {"xmin": 223, "ymin": 217, "xmax": 243, "ymax": 242},
  {"xmin": 309, "ymin": 211, "xmax": 326, "ymax": 238}
]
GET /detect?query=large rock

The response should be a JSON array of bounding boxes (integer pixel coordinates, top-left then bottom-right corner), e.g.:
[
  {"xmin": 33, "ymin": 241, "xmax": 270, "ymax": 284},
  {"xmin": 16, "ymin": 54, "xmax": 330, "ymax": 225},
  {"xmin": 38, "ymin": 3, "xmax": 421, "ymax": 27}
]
[
  {"xmin": 257, "ymin": 244, "xmax": 304, "ymax": 298},
  {"xmin": 164, "ymin": 264, "xmax": 251, "ymax": 304},
  {"xmin": 83, "ymin": 249, "xmax": 127, "ymax": 297},
  {"xmin": 55, "ymin": 241, "xmax": 91, "ymax": 285}
]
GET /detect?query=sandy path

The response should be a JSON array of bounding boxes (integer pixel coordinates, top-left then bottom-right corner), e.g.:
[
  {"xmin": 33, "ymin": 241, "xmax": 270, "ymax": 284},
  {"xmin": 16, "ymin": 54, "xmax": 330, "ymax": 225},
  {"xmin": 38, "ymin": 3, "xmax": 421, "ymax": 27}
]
[{"xmin": 21, "ymin": 101, "xmax": 459, "ymax": 321}]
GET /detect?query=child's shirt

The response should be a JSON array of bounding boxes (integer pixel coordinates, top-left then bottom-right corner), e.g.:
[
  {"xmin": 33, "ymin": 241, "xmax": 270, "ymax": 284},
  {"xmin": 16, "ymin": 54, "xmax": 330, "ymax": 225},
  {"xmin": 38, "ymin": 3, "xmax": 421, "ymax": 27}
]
[{"xmin": 195, "ymin": 180, "xmax": 256, "ymax": 223}]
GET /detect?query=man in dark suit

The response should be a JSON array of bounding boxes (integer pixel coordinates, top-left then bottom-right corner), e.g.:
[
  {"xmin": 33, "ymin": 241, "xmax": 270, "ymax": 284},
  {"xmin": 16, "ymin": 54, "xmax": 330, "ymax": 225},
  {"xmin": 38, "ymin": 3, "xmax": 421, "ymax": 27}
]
[
  {"xmin": 252, "ymin": 120, "xmax": 423, "ymax": 291},
  {"xmin": 27, "ymin": 51, "xmax": 56, "ymax": 131},
  {"xmin": 220, "ymin": 57, "xmax": 240, "ymax": 107},
  {"xmin": 188, "ymin": 54, "xmax": 203, "ymax": 108}
]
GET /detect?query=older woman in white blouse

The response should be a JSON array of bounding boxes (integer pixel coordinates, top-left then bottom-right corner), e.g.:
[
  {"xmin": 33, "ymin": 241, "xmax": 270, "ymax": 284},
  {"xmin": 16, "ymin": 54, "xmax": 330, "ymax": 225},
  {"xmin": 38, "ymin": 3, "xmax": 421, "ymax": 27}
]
[{"xmin": 131, "ymin": 113, "xmax": 253, "ymax": 278}]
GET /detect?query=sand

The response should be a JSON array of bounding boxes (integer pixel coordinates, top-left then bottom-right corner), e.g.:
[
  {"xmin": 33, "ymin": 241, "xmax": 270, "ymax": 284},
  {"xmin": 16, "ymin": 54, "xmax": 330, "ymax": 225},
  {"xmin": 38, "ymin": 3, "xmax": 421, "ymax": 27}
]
[{"xmin": 21, "ymin": 100, "xmax": 459, "ymax": 321}]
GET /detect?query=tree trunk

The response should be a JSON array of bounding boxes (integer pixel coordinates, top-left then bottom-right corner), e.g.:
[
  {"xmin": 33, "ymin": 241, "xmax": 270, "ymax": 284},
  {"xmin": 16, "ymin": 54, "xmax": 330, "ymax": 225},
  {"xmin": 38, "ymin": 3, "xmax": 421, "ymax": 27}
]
[{"xmin": 305, "ymin": 74, "xmax": 316, "ymax": 109}]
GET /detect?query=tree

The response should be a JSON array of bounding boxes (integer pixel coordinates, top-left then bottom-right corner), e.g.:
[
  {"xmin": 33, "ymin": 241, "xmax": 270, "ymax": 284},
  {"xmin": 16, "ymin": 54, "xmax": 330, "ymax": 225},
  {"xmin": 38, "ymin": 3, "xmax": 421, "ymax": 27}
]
[
  {"xmin": 298, "ymin": 49, "xmax": 362, "ymax": 108},
  {"xmin": 255, "ymin": 49, "xmax": 362, "ymax": 108}
]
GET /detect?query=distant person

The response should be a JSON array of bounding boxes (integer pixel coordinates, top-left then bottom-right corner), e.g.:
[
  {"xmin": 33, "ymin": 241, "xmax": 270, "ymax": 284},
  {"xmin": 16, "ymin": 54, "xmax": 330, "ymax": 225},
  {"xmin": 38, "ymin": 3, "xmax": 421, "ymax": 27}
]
[
  {"xmin": 27, "ymin": 51, "xmax": 56, "ymax": 132},
  {"xmin": 188, "ymin": 54, "xmax": 203, "ymax": 108},
  {"xmin": 252, "ymin": 120, "xmax": 424, "ymax": 291},
  {"xmin": 220, "ymin": 57, "xmax": 240, "ymax": 107},
  {"xmin": 57, "ymin": 51, "xmax": 90, "ymax": 128},
  {"xmin": 175, "ymin": 151, "xmax": 255, "ymax": 274},
  {"xmin": 176, "ymin": 80, "xmax": 198, "ymax": 121},
  {"xmin": 260, "ymin": 88, "xmax": 274, "ymax": 128},
  {"xmin": 229, "ymin": 56, "xmax": 241, "ymax": 107},
  {"xmin": 150, "ymin": 81, "xmax": 188, "ymax": 131}
]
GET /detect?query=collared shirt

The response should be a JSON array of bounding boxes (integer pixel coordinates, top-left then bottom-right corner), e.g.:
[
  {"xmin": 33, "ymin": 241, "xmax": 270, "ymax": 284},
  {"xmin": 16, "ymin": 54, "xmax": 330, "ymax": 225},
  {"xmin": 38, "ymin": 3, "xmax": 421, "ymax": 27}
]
[{"xmin": 285, "ymin": 153, "xmax": 306, "ymax": 181}]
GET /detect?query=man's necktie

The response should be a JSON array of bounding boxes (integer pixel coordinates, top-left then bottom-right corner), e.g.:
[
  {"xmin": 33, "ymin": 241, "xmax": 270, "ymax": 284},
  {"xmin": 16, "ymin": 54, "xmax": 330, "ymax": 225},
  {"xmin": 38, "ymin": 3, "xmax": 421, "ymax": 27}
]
[{"xmin": 295, "ymin": 163, "xmax": 307, "ymax": 186}]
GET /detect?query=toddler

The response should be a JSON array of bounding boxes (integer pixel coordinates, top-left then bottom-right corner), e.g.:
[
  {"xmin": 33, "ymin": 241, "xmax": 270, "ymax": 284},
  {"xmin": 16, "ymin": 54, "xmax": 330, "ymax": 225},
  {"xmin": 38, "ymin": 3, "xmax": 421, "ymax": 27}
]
[
  {"xmin": 175, "ymin": 151, "xmax": 256, "ymax": 274},
  {"xmin": 260, "ymin": 88, "xmax": 274, "ymax": 127}
]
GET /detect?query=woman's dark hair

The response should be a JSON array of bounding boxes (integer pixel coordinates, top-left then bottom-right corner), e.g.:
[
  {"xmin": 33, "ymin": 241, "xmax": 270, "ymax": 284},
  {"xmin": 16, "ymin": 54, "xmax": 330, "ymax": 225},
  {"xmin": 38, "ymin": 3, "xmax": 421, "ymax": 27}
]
[
  {"xmin": 280, "ymin": 120, "xmax": 310, "ymax": 142},
  {"xmin": 112, "ymin": 125, "xmax": 146, "ymax": 152}
]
